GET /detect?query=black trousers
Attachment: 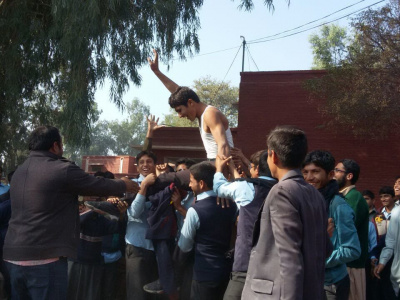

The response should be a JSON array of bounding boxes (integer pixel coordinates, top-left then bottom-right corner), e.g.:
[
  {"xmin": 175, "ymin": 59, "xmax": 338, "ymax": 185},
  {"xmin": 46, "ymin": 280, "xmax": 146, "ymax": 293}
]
[
  {"xmin": 153, "ymin": 239, "xmax": 176, "ymax": 295},
  {"xmin": 223, "ymin": 271, "xmax": 246, "ymax": 300},
  {"xmin": 125, "ymin": 244, "xmax": 158, "ymax": 300},
  {"xmin": 191, "ymin": 279, "xmax": 229, "ymax": 300}
]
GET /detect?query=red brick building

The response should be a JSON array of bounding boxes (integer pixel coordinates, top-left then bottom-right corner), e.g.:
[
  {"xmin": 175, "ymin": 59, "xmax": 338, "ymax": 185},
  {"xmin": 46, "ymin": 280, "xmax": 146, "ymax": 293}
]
[
  {"xmin": 82, "ymin": 155, "xmax": 138, "ymax": 178},
  {"xmin": 235, "ymin": 70, "xmax": 399, "ymax": 197}
]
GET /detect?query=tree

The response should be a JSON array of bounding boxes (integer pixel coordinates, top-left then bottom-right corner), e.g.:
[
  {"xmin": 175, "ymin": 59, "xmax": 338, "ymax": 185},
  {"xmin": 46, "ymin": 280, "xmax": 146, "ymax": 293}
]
[
  {"xmin": 108, "ymin": 99, "xmax": 150, "ymax": 156},
  {"xmin": 163, "ymin": 110, "xmax": 199, "ymax": 127},
  {"xmin": 63, "ymin": 98, "xmax": 150, "ymax": 166},
  {"xmin": 309, "ymin": 24, "xmax": 348, "ymax": 69},
  {"xmin": 163, "ymin": 76, "xmax": 239, "ymax": 127},
  {"xmin": 305, "ymin": 0, "xmax": 400, "ymax": 138},
  {"xmin": 0, "ymin": 0, "xmax": 275, "ymax": 153}
]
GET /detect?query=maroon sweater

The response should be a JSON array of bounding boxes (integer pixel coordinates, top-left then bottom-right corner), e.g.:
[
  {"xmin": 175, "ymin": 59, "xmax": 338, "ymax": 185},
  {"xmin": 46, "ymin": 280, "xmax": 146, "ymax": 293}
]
[{"xmin": 3, "ymin": 151, "xmax": 126, "ymax": 261}]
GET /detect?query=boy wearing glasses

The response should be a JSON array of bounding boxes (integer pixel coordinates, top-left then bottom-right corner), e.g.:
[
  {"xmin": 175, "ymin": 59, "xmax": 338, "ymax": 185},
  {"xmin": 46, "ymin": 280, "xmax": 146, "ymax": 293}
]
[{"xmin": 334, "ymin": 159, "xmax": 369, "ymax": 300}]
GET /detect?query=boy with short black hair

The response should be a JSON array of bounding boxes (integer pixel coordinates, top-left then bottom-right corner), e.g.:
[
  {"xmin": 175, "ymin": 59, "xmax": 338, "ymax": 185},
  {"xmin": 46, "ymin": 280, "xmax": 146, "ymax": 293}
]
[
  {"xmin": 242, "ymin": 126, "xmax": 331, "ymax": 300},
  {"xmin": 178, "ymin": 162, "xmax": 237, "ymax": 300},
  {"xmin": 302, "ymin": 150, "xmax": 360, "ymax": 300},
  {"xmin": 362, "ymin": 190, "xmax": 377, "ymax": 222}
]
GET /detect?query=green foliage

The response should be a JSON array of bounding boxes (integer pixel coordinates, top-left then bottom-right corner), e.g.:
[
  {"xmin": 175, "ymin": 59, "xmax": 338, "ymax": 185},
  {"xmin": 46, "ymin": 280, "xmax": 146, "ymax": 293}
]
[
  {"xmin": 309, "ymin": 24, "xmax": 348, "ymax": 69},
  {"xmin": 163, "ymin": 109, "xmax": 199, "ymax": 127},
  {"xmin": 108, "ymin": 99, "xmax": 150, "ymax": 155},
  {"xmin": 305, "ymin": 0, "xmax": 400, "ymax": 138},
  {"xmin": 0, "ymin": 0, "xmax": 204, "ymax": 153},
  {"xmin": 162, "ymin": 76, "xmax": 239, "ymax": 127},
  {"xmin": 63, "ymin": 98, "xmax": 150, "ymax": 165},
  {"xmin": 0, "ymin": 0, "xmax": 275, "ymax": 171}
]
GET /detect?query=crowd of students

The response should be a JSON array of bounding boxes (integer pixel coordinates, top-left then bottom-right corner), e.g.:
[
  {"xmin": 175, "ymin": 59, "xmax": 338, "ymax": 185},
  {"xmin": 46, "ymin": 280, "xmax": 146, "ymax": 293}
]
[{"xmin": 1, "ymin": 127, "xmax": 399, "ymax": 300}]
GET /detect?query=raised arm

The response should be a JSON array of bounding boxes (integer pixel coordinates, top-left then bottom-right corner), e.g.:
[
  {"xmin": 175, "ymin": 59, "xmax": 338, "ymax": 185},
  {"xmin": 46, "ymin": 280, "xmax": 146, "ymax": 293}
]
[
  {"xmin": 148, "ymin": 49, "xmax": 179, "ymax": 93},
  {"xmin": 203, "ymin": 109, "xmax": 231, "ymax": 158},
  {"xmin": 142, "ymin": 115, "xmax": 166, "ymax": 152}
]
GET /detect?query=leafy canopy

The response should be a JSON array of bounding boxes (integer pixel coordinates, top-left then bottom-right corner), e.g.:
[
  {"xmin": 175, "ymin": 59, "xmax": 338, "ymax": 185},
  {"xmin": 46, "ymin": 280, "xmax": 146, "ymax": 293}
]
[
  {"xmin": 0, "ymin": 0, "xmax": 275, "ymax": 172},
  {"xmin": 306, "ymin": 0, "xmax": 400, "ymax": 138}
]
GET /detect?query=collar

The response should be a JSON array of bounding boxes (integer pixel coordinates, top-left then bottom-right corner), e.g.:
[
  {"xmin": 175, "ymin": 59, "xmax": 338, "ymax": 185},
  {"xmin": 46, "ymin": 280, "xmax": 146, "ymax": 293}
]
[
  {"xmin": 340, "ymin": 185, "xmax": 355, "ymax": 196},
  {"xmin": 259, "ymin": 176, "xmax": 275, "ymax": 181},
  {"xmin": 196, "ymin": 190, "xmax": 217, "ymax": 201},
  {"xmin": 137, "ymin": 174, "xmax": 145, "ymax": 182},
  {"xmin": 280, "ymin": 169, "xmax": 303, "ymax": 181},
  {"xmin": 29, "ymin": 150, "xmax": 61, "ymax": 160}
]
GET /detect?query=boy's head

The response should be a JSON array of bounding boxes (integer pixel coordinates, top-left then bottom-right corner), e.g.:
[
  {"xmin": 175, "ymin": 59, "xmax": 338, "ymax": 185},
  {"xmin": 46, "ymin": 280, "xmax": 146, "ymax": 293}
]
[
  {"xmin": 266, "ymin": 126, "xmax": 308, "ymax": 178},
  {"xmin": 302, "ymin": 150, "xmax": 335, "ymax": 190},
  {"xmin": 394, "ymin": 176, "xmax": 400, "ymax": 199},
  {"xmin": 136, "ymin": 151, "xmax": 157, "ymax": 176},
  {"xmin": 175, "ymin": 158, "xmax": 197, "ymax": 172},
  {"xmin": 249, "ymin": 150, "xmax": 272, "ymax": 179},
  {"xmin": 189, "ymin": 162, "xmax": 216, "ymax": 196},
  {"xmin": 169, "ymin": 87, "xmax": 200, "ymax": 122},
  {"xmin": 362, "ymin": 190, "xmax": 375, "ymax": 209},
  {"xmin": 248, "ymin": 150, "xmax": 263, "ymax": 178},
  {"xmin": 379, "ymin": 186, "xmax": 395, "ymax": 209}
]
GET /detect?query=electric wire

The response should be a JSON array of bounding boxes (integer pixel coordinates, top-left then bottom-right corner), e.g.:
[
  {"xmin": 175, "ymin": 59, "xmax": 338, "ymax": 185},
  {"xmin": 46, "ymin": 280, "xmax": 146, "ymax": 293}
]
[
  {"xmin": 246, "ymin": 45, "xmax": 260, "ymax": 71},
  {"xmin": 222, "ymin": 45, "xmax": 242, "ymax": 81},
  {"xmin": 248, "ymin": 0, "xmax": 369, "ymax": 43},
  {"xmin": 247, "ymin": 0, "xmax": 385, "ymax": 45}
]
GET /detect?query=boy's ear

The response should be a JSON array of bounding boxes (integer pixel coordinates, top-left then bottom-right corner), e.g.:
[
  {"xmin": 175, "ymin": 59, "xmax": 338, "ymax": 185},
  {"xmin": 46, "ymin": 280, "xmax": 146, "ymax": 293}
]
[
  {"xmin": 271, "ymin": 150, "xmax": 279, "ymax": 165},
  {"xmin": 255, "ymin": 166, "xmax": 260, "ymax": 176},
  {"xmin": 346, "ymin": 173, "xmax": 354, "ymax": 182},
  {"xmin": 327, "ymin": 170, "xmax": 335, "ymax": 180}
]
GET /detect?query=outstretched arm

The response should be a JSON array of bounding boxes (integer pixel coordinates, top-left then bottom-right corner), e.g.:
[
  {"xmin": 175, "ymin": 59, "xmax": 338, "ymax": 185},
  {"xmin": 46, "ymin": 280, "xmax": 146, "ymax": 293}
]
[{"xmin": 148, "ymin": 49, "xmax": 179, "ymax": 93}]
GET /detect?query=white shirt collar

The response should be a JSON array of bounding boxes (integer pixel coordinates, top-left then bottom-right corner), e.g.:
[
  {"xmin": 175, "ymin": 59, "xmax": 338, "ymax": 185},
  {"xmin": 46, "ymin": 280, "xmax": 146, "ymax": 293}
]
[{"xmin": 196, "ymin": 190, "xmax": 217, "ymax": 201}]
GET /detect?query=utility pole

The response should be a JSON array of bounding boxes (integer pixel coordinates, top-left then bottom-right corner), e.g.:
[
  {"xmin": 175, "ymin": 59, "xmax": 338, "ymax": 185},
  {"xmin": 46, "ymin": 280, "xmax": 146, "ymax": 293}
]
[{"xmin": 240, "ymin": 36, "xmax": 246, "ymax": 72}]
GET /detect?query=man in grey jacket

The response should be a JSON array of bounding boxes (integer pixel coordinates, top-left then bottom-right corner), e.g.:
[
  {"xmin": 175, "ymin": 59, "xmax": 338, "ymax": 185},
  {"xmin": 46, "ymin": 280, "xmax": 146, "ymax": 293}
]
[
  {"xmin": 242, "ymin": 126, "xmax": 332, "ymax": 300},
  {"xmin": 3, "ymin": 126, "xmax": 139, "ymax": 300}
]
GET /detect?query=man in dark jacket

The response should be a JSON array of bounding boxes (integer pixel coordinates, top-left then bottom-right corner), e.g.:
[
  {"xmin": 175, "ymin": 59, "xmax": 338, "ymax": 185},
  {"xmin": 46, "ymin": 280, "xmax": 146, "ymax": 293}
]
[{"xmin": 3, "ymin": 126, "xmax": 139, "ymax": 300}]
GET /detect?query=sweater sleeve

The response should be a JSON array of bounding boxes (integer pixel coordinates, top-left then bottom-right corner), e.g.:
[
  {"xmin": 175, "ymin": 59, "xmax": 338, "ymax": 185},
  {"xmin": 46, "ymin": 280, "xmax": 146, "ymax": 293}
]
[
  {"xmin": 66, "ymin": 163, "xmax": 126, "ymax": 196},
  {"xmin": 326, "ymin": 203, "xmax": 361, "ymax": 268},
  {"xmin": 379, "ymin": 208, "xmax": 400, "ymax": 265}
]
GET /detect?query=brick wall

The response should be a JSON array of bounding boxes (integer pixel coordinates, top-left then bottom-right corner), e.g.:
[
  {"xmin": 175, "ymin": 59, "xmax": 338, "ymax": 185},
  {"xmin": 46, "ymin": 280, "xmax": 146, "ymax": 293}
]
[{"xmin": 236, "ymin": 70, "xmax": 400, "ymax": 200}]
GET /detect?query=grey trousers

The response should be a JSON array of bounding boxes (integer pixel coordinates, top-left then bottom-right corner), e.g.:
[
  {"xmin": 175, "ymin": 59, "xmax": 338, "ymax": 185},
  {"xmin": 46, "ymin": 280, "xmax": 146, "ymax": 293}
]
[{"xmin": 223, "ymin": 271, "xmax": 247, "ymax": 300}]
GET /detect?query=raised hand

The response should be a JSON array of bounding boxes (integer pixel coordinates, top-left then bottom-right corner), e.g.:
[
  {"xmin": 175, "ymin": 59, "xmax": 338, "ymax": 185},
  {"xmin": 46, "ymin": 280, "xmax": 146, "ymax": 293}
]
[
  {"xmin": 147, "ymin": 49, "xmax": 159, "ymax": 73},
  {"xmin": 147, "ymin": 115, "xmax": 165, "ymax": 131},
  {"xmin": 156, "ymin": 163, "xmax": 169, "ymax": 176}
]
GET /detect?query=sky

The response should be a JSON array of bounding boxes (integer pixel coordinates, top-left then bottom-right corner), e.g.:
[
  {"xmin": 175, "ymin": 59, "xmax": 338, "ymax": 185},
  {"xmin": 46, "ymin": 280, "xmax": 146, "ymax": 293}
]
[{"xmin": 95, "ymin": 0, "xmax": 387, "ymax": 122}]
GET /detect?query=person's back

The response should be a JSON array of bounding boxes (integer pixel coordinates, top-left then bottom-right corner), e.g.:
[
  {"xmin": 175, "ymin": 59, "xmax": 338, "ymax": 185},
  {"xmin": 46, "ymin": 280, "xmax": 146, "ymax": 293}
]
[
  {"xmin": 3, "ymin": 126, "xmax": 136, "ymax": 300},
  {"xmin": 192, "ymin": 195, "xmax": 236, "ymax": 282},
  {"xmin": 245, "ymin": 172, "xmax": 328, "ymax": 299},
  {"xmin": 178, "ymin": 162, "xmax": 237, "ymax": 300},
  {"xmin": 242, "ymin": 126, "xmax": 330, "ymax": 300},
  {"xmin": 345, "ymin": 188, "xmax": 369, "ymax": 268}
]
